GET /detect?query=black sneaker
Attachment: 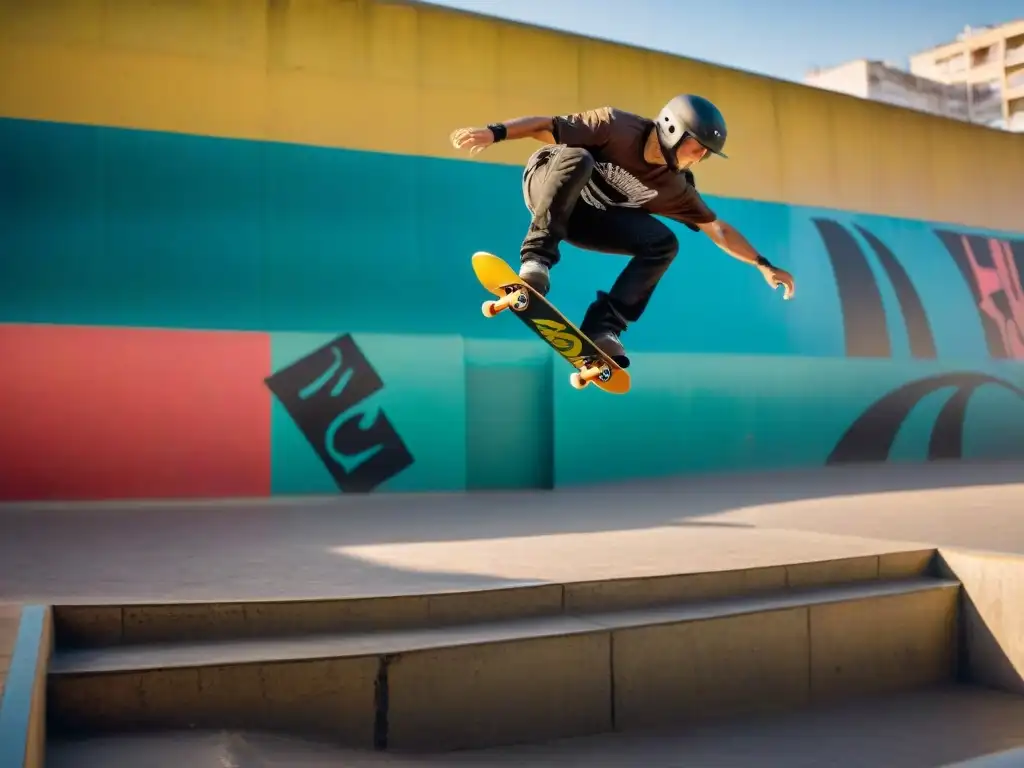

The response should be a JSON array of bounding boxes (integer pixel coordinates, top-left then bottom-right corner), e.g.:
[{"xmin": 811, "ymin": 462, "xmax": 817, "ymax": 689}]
[
  {"xmin": 518, "ymin": 259, "xmax": 550, "ymax": 296},
  {"xmin": 586, "ymin": 328, "xmax": 629, "ymax": 368}
]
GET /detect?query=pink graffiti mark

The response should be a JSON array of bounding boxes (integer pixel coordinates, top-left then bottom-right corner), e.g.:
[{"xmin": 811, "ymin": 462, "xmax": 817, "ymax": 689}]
[{"xmin": 959, "ymin": 235, "xmax": 1024, "ymax": 359}]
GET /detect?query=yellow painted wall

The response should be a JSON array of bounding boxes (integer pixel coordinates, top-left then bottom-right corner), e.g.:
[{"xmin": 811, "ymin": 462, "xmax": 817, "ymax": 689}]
[{"xmin": 0, "ymin": 0, "xmax": 1020, "ymax": 230}]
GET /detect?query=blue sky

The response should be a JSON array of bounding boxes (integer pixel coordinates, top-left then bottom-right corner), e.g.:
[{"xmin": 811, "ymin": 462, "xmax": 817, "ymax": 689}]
[{"xmin": 424, "ymin": 0, "xmax": 1021, "ymax": 83}]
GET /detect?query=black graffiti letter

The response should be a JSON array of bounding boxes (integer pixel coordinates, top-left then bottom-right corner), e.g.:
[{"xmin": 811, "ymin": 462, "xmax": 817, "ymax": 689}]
[
  {"xmin": 265, "ymin": 335, "xmax": 414, "ymax": 493},
  {"xmin": 815, "ymin": 219, "xmax": 938, "ymax": 360},
  {"xmin": 853, "ymin": 225, "xmax": 936, "ymax": 359},
  {"xmin": 827, "ymin": 372, "xmax": 1024, "ymax": 463},
  {"xmin": 813, "ymin": 219, "xmax": 890, "ymax": 357}
]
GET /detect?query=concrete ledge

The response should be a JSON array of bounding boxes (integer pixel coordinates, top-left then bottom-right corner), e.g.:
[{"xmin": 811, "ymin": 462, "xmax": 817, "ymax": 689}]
[
  {"xmin": 52, "ymin": 583, "xmax": 565, "ymax": 649},
  {"xmin": 49, "ymin": 578, "xmax": 955, "ymax": 673},
  {"xmin": 48, "ymin": 577, "xmax": 958, "ymax": 752},
  {"xmin": 43, "ymin": 685, "xmax": 1024, "ymax": 768},
  {"xmin": 0, "ymin": 606, "xmax": 52, "ymax": 768},
  {"xmin": 937, "ymin": 549, "xmax": 1024, "ymax": 696},
  {"xmin": 613, "ymin": 583, "xmax": 958, "ymax": 729},
  {"xmin": 53, "ymin": 548, "xmax": 938, "ymax": 648}
]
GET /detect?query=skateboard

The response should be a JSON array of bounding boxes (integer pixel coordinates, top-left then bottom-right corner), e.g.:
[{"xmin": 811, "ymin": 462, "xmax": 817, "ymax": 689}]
[{"xmin": 471, "ymin": 251, "xmax": 631, "ymax": 394}]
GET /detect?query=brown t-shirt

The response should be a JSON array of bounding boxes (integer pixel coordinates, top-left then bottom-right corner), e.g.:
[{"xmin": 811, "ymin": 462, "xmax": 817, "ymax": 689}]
[{"xmin": 551, "ymin": 107, "xmax": 717, "ymax": 229}]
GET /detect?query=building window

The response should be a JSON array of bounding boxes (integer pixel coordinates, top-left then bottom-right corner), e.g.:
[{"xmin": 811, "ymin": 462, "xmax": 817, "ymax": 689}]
[{"xmin": 971, "ymin": 45, "xmax": 996, "ymax": 68}]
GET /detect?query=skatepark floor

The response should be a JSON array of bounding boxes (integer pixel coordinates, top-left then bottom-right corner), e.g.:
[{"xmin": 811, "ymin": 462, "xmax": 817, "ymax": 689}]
[
  {"xmin": 46, "ymin": 684, "xmax": 1024, "ymax": 767},
  {"xmin": 2, "ymin": 461, "xmax": 1024, "ymax": 604},
  {"xmin": 7, "ymin": 461, "xmax": 1024, "ymax": 767}
]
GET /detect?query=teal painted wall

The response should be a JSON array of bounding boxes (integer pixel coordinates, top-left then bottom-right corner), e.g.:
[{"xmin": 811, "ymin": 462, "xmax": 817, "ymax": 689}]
[
  {"xmin": 3, "ymin": 117, "xmax": 1024, "ymax": 496},
  {"xmin": 553, "ymin": 356, "xmax": 1024, "ymax": 486}
]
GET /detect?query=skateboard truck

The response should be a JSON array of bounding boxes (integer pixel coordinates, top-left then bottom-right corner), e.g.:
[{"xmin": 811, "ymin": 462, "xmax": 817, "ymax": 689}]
[
  {"xmin": 482, "ymin": 287, "xmax": 530, "ymax": 317},
  {"xmin": 570, "ymin": 361, "xmax": 614, "ymax": 390}
]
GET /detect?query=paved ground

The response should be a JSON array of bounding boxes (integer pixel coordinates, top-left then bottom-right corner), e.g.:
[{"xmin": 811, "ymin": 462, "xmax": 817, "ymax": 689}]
[
  {"xmin": 45, "ymin": 685, "xmax": 1024, "ymax": 767},
  {"xmin": 12, "ymin": 461, "xmax": 1024, "ymax": 766},
  {"xmin": 1, "ymin": 461, "xmax": 1021, "ymax": 603}
]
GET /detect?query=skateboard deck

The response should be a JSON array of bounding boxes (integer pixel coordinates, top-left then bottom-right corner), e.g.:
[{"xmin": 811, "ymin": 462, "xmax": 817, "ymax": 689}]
[{"xmin": 471, "ymin": 251, "xmax": 631, "ymax": 394}]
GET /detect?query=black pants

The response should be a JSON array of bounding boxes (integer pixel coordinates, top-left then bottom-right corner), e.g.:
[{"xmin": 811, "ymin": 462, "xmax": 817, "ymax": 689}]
[{"xmin": 520, "ymin": 145, "xmax": 679, "ymax": 335}]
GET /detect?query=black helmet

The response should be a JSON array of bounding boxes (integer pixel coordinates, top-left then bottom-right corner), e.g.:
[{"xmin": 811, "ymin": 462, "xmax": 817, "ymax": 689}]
[{"xmin": 655, "ymin": 94, "xmax": 728, "ymax": 161}]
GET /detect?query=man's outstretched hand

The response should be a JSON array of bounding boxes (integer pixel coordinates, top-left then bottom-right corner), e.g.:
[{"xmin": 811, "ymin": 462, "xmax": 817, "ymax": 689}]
[
  {"xmin": 759, "ymin": 264, "xmax": 795, "ymax": 300},
  {"xmin": 449, "ymin": 126, "xmax": 495, "ymax": 156}
]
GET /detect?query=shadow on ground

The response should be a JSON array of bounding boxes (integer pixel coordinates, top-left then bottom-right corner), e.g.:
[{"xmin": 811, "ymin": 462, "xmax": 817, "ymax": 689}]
[{"xmin": 2, "ymin": 461, "xmax": 1021, "ymax": 602}]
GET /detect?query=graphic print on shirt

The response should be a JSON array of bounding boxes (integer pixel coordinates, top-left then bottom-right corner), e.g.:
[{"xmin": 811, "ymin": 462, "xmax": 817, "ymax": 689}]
[{"xmin": 580, "ymin": 162, "xmax": 659, "ymax": 211}]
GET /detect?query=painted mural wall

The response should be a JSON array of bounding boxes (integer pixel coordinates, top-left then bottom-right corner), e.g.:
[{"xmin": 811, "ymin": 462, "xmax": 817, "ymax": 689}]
[{"xmin": 1, "ymin": 0, "xmax": 1022, "ymax": 501}]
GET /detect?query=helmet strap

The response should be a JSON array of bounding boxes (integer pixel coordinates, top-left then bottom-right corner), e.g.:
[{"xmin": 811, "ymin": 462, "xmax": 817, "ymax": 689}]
[{"xmin": 658, "ymin": 134, "xmax": 681, "ymax": 172}]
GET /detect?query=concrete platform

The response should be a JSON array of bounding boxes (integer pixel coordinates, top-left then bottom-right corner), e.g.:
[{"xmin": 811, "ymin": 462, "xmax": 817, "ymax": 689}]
[
  {"xmin": 4, "ymin": 461, "xmax": 1023, "ymax": 761},
  {"xmin": 46, "ymin": 563, "xmax": 959, "ymax": 751},
  {"xmin": 2, "ymin": 461, "xmax": 1023, "ymax": 604},
  {"xmin": 45, "ymin": 684, "xmax": 1024, "ymax": 768}
]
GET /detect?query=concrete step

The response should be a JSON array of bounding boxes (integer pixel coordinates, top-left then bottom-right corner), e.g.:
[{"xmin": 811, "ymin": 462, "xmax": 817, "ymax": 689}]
[
  {"xmin": 45, "ymin": 685, "xmax": 1024, "ymax": 768},
  {"xmin": 51, "ymin": 549, "xmax": 938, "ymax": 650},
  {"xmin": 48, "ymin": 575, "xmax": 959, "ymax": 752}
]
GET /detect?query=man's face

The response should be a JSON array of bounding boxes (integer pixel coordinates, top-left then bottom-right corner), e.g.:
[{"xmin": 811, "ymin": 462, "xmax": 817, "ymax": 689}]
[{"xmin": 675, "ymin": 136, "xmax": 710, "ymax": 169}]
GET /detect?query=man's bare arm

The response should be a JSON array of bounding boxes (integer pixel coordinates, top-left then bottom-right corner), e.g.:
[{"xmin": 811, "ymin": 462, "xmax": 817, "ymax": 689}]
[
  {"xmin": 696, "ymin": 219, "xmax": 771, "ymax": 267},
  {"xmin": 697, "ymin": 219, "xmax": 795, "ymax": 299},
  {"xmin": 450, "ymin": 116, "xmax": 554, "ymax": 155},
  {"xmin": 497, "ymin": 116, "xmax": 555, "ymax": 144}
]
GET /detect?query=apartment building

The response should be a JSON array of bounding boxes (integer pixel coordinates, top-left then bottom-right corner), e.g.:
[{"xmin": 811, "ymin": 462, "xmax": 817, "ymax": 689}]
[
  {"xmin": 909, "ymin": 19, "xmax": 1024, "ymax": 132},
  {"xmin": 805, "ymin": 59, "xmax": 974, "ymax": 122}
]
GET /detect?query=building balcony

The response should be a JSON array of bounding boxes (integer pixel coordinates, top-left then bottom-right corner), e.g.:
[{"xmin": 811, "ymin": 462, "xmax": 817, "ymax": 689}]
[{"xmin": 1006, "ymin": 78, "xmax": 1024, "ymax": 99}]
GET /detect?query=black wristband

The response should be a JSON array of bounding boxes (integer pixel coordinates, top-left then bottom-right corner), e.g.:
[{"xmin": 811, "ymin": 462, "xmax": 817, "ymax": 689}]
[
  {"xmin": 488, "ymin": 123, "xmax": 508, "ymax": 142},
  {"xmin": 755, "ymin": 255, "xmax": 773, "ymax": 269}
]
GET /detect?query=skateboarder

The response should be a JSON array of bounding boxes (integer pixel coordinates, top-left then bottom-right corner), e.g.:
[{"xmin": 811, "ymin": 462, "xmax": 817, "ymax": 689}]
[{"xmin": 450, "ymin": 95, "xmax": 795, "ymax": 364}]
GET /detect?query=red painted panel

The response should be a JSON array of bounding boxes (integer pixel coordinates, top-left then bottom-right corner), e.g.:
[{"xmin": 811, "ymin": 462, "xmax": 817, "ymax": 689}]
[{"xmin": 0, "ymin": 324, "xmax": 271, "ymax": 501}]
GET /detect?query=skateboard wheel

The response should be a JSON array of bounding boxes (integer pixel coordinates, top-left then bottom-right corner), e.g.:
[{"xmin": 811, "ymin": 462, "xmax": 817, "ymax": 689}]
[
  {"xmin": 482, "ymin": 290, "xmax": 527, "ymax": 318},
  {"xmin": 569, "ymin": 371, "xmax": 589, "ymax": 390},
  {"xmin": 598, "ymin": 365, "xmax": 612, "ymax": 382}
]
